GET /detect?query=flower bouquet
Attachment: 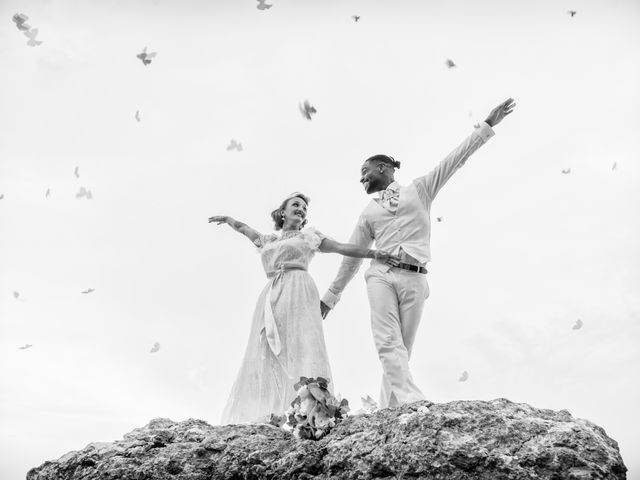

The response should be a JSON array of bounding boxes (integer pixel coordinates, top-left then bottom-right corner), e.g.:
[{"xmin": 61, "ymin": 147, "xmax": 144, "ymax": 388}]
[{"xmin": 284, "ymin": 376, "xmax": 349, "ymax": 440}]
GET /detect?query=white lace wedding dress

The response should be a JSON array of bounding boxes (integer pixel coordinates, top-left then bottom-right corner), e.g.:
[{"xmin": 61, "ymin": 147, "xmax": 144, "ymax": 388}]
[{"xmin": 220, "ymin": 227, "xmax": 334, "ymax": 424}]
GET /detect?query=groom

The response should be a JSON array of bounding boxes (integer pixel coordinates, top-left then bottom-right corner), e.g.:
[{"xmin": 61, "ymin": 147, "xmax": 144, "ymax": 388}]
[{"xmin": 321, "ymin": 98, "xmax": 516, "ymax": 408}]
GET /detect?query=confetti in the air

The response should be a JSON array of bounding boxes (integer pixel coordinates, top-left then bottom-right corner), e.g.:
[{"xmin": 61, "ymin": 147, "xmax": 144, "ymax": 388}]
[
  {"xmin": 19, "ymin": 344, "xmax": 33, "ymax": 350},
  {"xmin": 0, "ymin": 194, "xmax": 4, "ymax": 200},
  {"xmin": 12, "ymin": 13, "xmax": 31, "ymax": 31},
  {"xmin": 572, "ymin": 319, "xmax": 583, "ymax": 330},
  {"xmin": 137, "ymin": 47, "xmax": 157, "ymax": 66},
  {"xmin": 299, "ymin": 100, "xmax": 317, "ymax": 120},
  {"xmin": 135, "ymin": 110, "xmax": 140, "ymax": 122},
  {"xmin": 81, "ymin": 288, "xmax": 95, "ymax": 294},
  {"xmin": 445, "ymin": 58, "xmax": 456, "ymax": 68},
  {"xmin": 226, "ymin": 139, "xmax": 243, "ymax": 152},
  {"xmin": 13, "ymin": 13, "xmax": 43, "ymax": 46},
  {"xmin": 75, "ymin": 187, "xmax": 93, "ymax": 199},
  {"xmin": 13, "ymin": 291, "xmax": 26, "ymax": 302},
  {"xmin": 74, "ymin": 166, "xmax": 80, "ymax": 178},
  {"xmin": 458, "ymin": 371, "xmax": 469, "ymax": 382},
  {"xmin": 561, "ymin": 168, "xmax": 571, "ymax": 174},
  {"xmin": 436, "ymin": 217, "xmax": 443, "ymax": 222},
  {"xmin": 24, "ymin": 28, "xmax": 43, "ymax": 47},
  {"xmin": 45, "ymin": 188, "xmax": 50, "ymax": 198},
  {"xmin": 150, "ymin": 342, "xmax": 160, "ymax": 353},
  {"xmin": 568, "ymin": 10, "xmax": 577, "ymax": 17},
  {"xmin": 256, "ymin": 0, "xmax": 272, "ymax": 10},
  {"xmin": 352, "ymin": 15, "xmax": 360, "ymax": 22},
  {"xmin": 612, "ymin": 162, "xmax": 617, "ymax": 171}
]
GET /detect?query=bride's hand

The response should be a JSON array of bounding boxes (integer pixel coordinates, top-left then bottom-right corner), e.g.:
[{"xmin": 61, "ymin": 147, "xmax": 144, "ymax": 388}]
[
  {"xmin": 373, "ymin": 250, "xmax": 401, "ymax": 266},
  {"xmin": 208, "ymin": 215, "xmax": 228, "ymax": 225}
]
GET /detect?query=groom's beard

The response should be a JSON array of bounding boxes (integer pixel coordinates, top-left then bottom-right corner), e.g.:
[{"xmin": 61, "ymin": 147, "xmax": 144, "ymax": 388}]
[{"xmin": 364, "ymin": 178, "xmax": 386, "ymax": 194}]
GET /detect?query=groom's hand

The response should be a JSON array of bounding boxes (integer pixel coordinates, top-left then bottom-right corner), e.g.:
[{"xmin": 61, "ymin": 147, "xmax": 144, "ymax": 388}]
[
  {"xmin": 320, "ymin": 301, "xmax": 331, "ymax": 319},
  {"xmin": 484, "ymin": 98, "xmax": 516, "ymax": 127}
]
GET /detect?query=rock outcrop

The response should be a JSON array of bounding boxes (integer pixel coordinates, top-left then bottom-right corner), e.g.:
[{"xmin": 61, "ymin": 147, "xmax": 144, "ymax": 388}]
[{"xmin": 27, "ymin": 398, "xmax": 627, "ymax": 479}]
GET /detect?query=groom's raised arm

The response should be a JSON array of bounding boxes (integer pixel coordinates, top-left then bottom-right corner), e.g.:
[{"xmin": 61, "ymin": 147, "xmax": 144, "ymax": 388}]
[
  {"xmin": 416, "ymin": 98, "xmax": 515, "ymax": 203},
  {"xmin": 415, "ymin": 122, "xmax": 494, "ymax": 203},
  {"xmin": 321, "ymin": 214, "xmax": 374, "ymax": 315}
]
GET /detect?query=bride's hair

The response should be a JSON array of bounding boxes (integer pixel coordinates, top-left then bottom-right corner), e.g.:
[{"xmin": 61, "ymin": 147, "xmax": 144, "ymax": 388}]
[
  {"xmin": 271, "ymin": 193, "xmax": 310, "ymax": 231},
  {"xmin": 364, "ymin": 154, "xmax": 401, "ymax": 170}
]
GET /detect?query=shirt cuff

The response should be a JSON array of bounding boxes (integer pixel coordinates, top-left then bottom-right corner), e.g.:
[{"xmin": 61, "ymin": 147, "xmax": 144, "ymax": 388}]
[
  {"xmin": 321, "ymin": 290, "xmax": 340, "ymax": 309},
  {"xmin": 474, "ymin": 121, "xmax": 495, "ymax": 142}
]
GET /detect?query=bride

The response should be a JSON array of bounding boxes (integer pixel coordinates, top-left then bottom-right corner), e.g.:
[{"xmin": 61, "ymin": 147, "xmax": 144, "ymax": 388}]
[{"xmin": 209, "ymin": 192, "xmax": 399, "ymax": 424}]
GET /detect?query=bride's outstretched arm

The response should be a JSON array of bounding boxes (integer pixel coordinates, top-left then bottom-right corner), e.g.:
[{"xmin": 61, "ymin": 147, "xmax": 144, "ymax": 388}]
[
  {"xmin": 318, "ymin": 238, "xmax": 400, "ymax": 266},
  {"xmin": 208, "ymin": 215, "xmax": 261, "ymax": 245}
]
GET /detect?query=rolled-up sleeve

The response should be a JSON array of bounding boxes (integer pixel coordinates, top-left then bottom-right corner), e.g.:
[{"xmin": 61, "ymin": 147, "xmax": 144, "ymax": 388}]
[
  {"xmin": 414, "ymin": 122, "xmax": 495, "ymax": 205},
  {"xmin": 321, "ymin": 214, "xmax": 374, "ymax": 309}
]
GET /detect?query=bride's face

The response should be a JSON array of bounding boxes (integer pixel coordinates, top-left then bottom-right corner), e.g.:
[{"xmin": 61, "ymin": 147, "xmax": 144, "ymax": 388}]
[{"xmin": 282, "ymin": 197, "xmax": 308, "ymax": 229}]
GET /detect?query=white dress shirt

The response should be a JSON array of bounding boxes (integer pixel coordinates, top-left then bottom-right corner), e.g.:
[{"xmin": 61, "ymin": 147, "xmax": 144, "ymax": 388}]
[{"xmin": 322, "ymin": 122, "xmax": 495, "ymax": 308}]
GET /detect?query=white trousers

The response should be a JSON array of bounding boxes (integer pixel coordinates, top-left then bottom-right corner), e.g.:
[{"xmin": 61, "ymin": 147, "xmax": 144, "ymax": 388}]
[{"xmin": 365, "ymin": 266, "xmax": 429, "ymax": 408}]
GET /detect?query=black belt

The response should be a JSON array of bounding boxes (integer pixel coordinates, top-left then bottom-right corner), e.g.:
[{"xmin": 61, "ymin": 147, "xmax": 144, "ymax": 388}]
[{"xmin": 395, "ymin": 262, "xmax": 428, "ymax": 274}]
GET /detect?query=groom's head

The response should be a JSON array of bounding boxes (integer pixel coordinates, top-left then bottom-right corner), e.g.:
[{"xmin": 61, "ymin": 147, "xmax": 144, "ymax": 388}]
[{"xmin": 360, "ymin": 154, "xmax": 401, "ymax": 194}]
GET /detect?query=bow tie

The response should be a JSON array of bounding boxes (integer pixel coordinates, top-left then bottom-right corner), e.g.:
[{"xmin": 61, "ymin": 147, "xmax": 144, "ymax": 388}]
[
  {"xmin": 380, "ymin": 187, "xmax": 399, "ymax": 201},
  {"xmin": 379, "ymin": 186, "xmax": 399, "ymax": 214}
]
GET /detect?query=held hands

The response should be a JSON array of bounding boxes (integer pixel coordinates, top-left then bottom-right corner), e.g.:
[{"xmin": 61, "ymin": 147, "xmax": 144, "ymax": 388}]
[
  {"xmin": 372, "ymin": 250, "xmax": 401, "ymax": 266},
  {"xmin": 484, "ymin": 98, "xmax": 516, "ymax": 127},
  {"xmin": 320, "ymin": 301, "xmax": 331, "ymax": 319},
  {"xmin": 321, "ymin": 250, "xmax": 400, "ymax": 319}
]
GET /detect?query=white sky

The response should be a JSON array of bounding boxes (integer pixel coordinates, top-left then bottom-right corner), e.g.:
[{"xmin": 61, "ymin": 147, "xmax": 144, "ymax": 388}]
[{"xmin": 1, "ymin": 0, "xmax": 639, "ymax": 478}]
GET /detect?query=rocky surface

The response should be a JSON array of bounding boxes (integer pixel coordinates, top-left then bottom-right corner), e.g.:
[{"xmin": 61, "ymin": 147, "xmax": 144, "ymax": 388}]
[{"xmin": 27, "ymin": 398, "xmax": 626, "ymax": 479}]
